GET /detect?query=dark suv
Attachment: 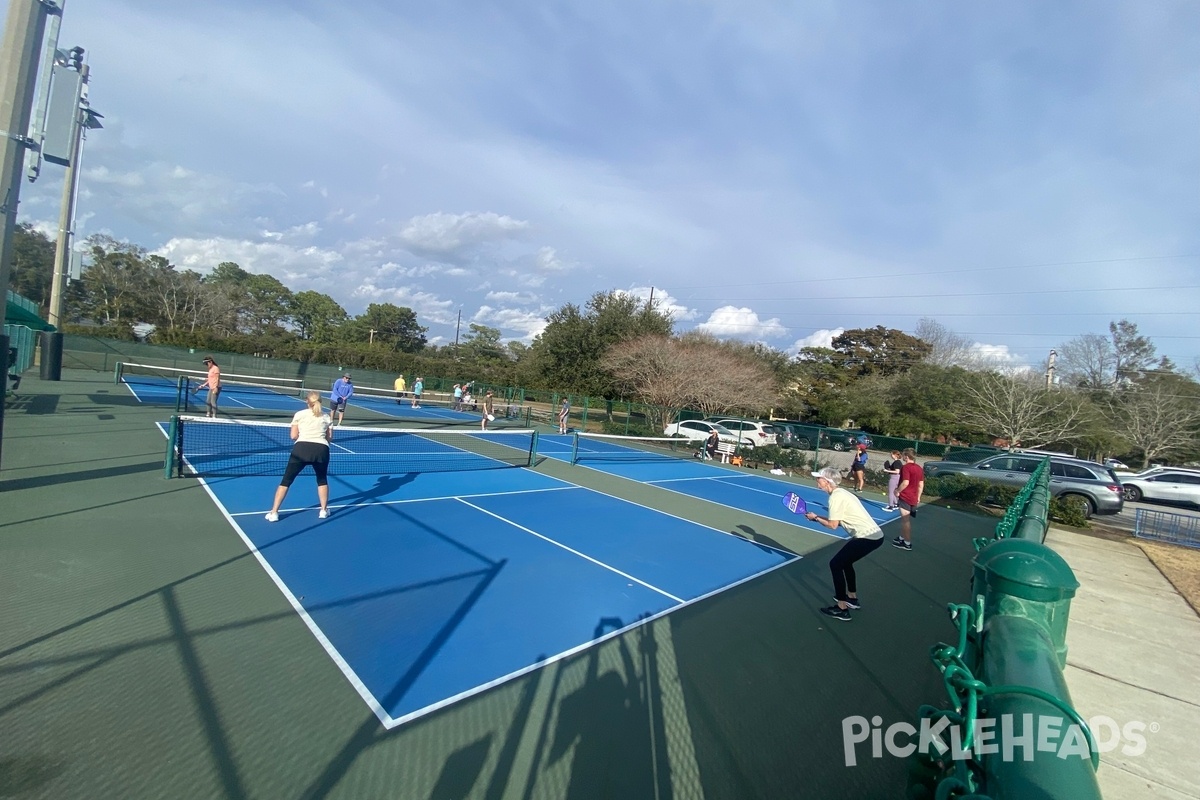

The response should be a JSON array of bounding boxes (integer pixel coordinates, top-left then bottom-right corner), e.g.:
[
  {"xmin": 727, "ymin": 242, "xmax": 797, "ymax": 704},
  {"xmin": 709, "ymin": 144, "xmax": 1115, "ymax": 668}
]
[
  {"xmin": 821, "ymin": 428, "xmax": 872, "ymax": 451},
  {"xmin": 922, "ymin": 453, "xmax": 1124, "ymax": 518}
]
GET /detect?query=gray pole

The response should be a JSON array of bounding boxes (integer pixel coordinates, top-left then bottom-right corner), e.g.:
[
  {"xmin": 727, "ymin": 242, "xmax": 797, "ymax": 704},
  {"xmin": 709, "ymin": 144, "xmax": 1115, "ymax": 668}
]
[
  {"xmin": 0, "ymin": 0, "xmax": 51, "ymax": 326},
  {"xmin": 0, "ymin": 0, "xmax": 53, "ymax": 470},
  {"xmin": 48, "ymin": 61, "xmax": 85, "ymax": 328}
]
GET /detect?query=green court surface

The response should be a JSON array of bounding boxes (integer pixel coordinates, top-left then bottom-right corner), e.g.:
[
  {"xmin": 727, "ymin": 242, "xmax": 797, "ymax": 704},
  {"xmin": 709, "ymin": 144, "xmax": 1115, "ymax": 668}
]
[{"xmin": 0, "ymin": 370, "xmax": 993, "ymax": 799}]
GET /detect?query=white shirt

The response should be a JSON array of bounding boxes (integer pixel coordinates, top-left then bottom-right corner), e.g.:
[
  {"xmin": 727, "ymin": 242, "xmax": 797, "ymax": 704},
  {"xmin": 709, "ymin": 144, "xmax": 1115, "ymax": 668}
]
[
  {"xmin": 827, "ymin": 488, "xmax": 883, "ymax": 540},
  {"xmin": 291, "ymin": 409, "xmax": 331, "ymax": 445}
]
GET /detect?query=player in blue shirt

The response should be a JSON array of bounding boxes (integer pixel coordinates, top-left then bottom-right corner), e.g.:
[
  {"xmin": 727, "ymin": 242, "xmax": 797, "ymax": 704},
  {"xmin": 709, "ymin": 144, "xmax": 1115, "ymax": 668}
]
[{"xmin": 330, "ymin": 373, "xmax": 354, "ymax": 426}]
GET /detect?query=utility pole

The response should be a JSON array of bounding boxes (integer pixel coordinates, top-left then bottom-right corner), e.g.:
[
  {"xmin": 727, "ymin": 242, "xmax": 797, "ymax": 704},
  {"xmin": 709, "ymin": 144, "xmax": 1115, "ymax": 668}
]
[
  {"xmin": 0, "ymin": 0, "xmax": 55, "ymax": 470},
  {"xmin": 48, "ymin": 53, "xmax": 97, "ymax": 329},
  {"xmin": 368, "ymin": 328, "xmax": 377, "ymax": 345},
  {"xmin": 1045, "ymin": 349, "xmax": 1057, "ymax": 389},
  {"xmin": 453, "ymin": 308, "xmax": 461, "ymax": 359}
]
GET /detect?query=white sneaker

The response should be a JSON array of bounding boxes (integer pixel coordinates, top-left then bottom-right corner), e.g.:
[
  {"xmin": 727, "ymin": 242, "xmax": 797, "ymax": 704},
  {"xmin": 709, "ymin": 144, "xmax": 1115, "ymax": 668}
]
[
  {"xmin": 265, "ymin": 511, "xmax": 279, "ymax": 522},
  {"xmin": 318, "ymin": 508, "xmax": 329, "ymax": 519}
]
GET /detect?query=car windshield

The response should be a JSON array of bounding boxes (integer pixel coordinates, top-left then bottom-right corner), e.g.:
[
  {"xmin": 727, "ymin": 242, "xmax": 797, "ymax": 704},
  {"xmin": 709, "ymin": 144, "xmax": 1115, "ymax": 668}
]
[{"xmin": 712, "ymin": 424, "xmax": 735, "ymax": 436}]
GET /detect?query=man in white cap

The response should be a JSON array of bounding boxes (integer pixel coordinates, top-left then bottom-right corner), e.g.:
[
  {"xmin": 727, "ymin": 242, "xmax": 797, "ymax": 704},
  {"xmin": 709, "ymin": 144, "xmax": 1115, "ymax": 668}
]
[{"xmin": 805, "ymin": 466, "xmax": 885, "ymax": 622}]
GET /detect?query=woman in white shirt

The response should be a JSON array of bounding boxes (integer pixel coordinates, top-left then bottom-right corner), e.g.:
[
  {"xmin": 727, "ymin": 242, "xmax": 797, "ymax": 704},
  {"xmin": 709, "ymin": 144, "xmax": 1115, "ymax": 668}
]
[
  {"xmin": 265, "ymin": 391, "xmax": 333, "ymax": 522},
  {"xmin": 804, "ymin": 466, "xmax": 885, "ymax": 622}
]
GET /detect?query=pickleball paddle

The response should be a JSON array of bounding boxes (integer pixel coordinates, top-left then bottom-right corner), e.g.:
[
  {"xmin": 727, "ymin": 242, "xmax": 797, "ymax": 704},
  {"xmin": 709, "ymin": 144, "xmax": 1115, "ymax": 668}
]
[{"xmin": 783, "ymin": 491, "xmax": 808, "ymax": 515}]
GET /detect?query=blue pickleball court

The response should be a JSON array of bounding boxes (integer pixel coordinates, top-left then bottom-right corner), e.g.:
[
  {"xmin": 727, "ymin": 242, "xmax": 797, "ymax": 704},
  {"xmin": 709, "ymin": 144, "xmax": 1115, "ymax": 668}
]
[{"xmin": 179, "ymin": 442, "xmax": 797, "ymax": 728}]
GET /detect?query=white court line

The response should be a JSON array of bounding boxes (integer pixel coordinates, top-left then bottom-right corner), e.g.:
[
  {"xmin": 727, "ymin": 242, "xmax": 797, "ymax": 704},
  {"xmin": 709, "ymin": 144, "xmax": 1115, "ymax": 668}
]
[
  {"xmin": 456, "ymin": 497, "xmax": 685, "ymax": 602},
  {"xmin": 190, "ymin": 474, "xmax": 397, "ymax": 729},
  {"xmin": 227, "ymin": 483, "xmax": 582, "ymax": 517},
  {"xmin": 565, "ymin": 459, "xmax": 848, "ymax": 541},
  {"xmin": 158, "ymin": 421, "xmax": 804, "ymax": 731}
]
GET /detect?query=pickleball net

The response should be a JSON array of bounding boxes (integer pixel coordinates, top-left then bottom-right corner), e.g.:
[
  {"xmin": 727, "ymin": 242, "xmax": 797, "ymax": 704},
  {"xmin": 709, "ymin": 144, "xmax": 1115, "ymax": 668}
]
[
  {"xmin": 117, "ymin": 361, "xmax": 304, "ymax": 393},
  {"xmin": 165, "ymin": 415, "xmax": 539, "ymax": 477},
  {"xmin": 570, "ymin": 432, "xmax": 696, "ymax": 464}
]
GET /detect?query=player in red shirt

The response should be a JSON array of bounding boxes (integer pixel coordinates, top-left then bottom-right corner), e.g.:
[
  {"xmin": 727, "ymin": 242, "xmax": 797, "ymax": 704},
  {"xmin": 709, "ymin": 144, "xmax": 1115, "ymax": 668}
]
[{"xmin": 892, "ymin": 448, "xmax": 924, "ymax": 551}]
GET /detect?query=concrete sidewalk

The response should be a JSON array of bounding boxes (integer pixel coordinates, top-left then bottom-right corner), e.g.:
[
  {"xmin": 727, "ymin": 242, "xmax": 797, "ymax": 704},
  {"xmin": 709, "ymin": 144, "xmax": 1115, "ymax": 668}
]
[{"xmin": 1047, "ymin": 528, "xmax": 1200, "ymax": 800}]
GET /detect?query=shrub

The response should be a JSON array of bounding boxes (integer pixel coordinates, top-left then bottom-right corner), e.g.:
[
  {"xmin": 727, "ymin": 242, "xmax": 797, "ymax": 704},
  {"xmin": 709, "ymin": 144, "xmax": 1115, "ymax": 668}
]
[
  {"xmin": 1050, "ymin": 497, "xmax": 1091, "ymax": 528},
  {"xmin": 929, "ymin": 474, "xmax": 992, "ymax": 504}
]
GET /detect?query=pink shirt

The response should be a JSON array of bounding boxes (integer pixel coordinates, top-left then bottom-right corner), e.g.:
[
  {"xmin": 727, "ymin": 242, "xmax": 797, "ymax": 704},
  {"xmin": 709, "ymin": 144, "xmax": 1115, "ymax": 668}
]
[{"xmin": 204, "ymin": 364, "xmax": 221, "ymax": 391}]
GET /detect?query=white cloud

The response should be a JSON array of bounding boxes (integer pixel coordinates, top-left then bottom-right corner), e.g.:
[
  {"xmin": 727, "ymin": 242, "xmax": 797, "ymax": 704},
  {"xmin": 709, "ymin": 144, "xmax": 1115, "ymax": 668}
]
[
  {"xmin": 485, "ymin": 290, "xmax": 539, "ymax": 304},
  {"xmin": 621, "ymin": 286, "xmax": 698, "ymax": 322},
  {"xmin": 791, "ymin": 328, "xmax": 845, "ymax": 352},
  {"xmin": 153, "ymin": 237, "xmax": 344, "ymax": 287},
  {"xmin": 352, "ymin": 282, "xmax": 457, "ymax": 325},
  {"xmin": 473, "ymin": 305, "xmax": 551, "ymax": 342},
  {"xmin": 535, "ymin": 246, "xmax": 571, "ymax": 272},
  {"xmin": 398, "ymin": 211, "xmax": 529, "ymax": 256},
  {"xmin": 698, "ymin": 306, "xmax": 786, "ymax": 340}
]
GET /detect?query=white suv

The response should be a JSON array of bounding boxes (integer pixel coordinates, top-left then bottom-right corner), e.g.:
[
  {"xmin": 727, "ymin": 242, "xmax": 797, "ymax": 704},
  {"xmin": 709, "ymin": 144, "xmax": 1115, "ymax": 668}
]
[
  {"xmin": 663, "ymin": 420, "xmax": 755, "ymax": 449},
  {"xmin": 711, "ymin": 419, "xmax": 778, "ymax": 446},
  {"xmin": 1119, "ymin": 468, "xmax": 1200, "ymax": 508}
]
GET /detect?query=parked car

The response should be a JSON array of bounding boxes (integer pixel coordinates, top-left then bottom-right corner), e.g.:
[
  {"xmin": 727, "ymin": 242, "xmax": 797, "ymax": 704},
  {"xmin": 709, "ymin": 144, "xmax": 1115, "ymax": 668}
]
[
  {"xmin": 922, "ymin": 453, "xmax": 1124, "ymax": 518},
  {"xmin": 942, "ymin": 448, "xmax": 1004, "ymax": 465},
  {"xmin": 1104, "ymin": 458, "xmax": 1132, "ymax": 472},
  {"xmin": 821, "ymin": 428, "xmax": 872, "ymax": 451},
  {"xmin": 663, "ymin": 420, "xmax": 755, "ymax": 450},
  {"xmin": 709, "ymin": 419, "xmax": 778, "ymax": 446},
  {"xmin": 1119, "ymin": 469, "xmax": 1200, "ymax": 508},
  {"xmin": 770, "ymin": 422, "xmax": 816, "ymax": 449}
]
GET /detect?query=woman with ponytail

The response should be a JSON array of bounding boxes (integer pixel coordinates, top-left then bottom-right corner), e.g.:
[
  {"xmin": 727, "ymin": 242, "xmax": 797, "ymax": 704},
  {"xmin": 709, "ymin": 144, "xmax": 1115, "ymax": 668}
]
[{"xmin": 265, "ymin": 391, "xmax": 333, "ymax": 522}]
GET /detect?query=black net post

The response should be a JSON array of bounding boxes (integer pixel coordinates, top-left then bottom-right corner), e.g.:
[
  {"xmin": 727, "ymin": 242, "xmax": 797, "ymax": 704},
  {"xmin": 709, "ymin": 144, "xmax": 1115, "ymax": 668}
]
[{"xmin": 39, "ymin": 331, "xmax": 63, "ymax": 380}]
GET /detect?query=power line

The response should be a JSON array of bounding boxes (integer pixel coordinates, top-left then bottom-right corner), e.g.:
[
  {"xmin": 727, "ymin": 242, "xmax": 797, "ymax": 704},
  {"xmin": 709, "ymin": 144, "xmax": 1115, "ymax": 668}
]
[{"xmin": 669, "ymin": 254, "xmax": 1199, "ymax": 292}]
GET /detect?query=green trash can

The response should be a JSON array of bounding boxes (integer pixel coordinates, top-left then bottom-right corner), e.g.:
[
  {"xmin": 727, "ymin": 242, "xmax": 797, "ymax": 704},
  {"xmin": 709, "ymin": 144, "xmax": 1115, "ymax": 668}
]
[{"xmin": 972, "ymin": 538, "xmax": 1080, "ymax": 667}]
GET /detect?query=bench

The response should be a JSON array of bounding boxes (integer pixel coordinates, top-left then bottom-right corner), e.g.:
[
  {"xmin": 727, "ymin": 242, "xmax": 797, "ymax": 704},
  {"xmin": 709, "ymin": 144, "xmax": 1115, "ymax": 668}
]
[{"xmin": 699, "ymin": 440, "xmax": 748, "ymax": 465}]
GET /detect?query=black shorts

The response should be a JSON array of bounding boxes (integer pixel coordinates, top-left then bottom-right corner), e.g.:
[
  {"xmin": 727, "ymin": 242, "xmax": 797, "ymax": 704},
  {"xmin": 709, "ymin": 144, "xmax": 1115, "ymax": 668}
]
[
  {"xmin": 280, "ymin": 442, "xmax": 330, "ymax": 487},
  {"xmin": 331, "ymin": 398, "xmax": 348, "ymax": 412},
  {"xmin": 899, "ymin": 499, "xmax": 918, "ymax": 516},
  {"xmin": 850, "ymin": 462, "xmax": 865, "ymax": 473}
]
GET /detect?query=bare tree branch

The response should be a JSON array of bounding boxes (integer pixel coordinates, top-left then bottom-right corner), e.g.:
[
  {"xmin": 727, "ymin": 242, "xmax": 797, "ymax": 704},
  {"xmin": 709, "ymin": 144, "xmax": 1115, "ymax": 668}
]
[{"xmin": 959, "ymin": 372, "xmax": 1090, "ymax": 447}]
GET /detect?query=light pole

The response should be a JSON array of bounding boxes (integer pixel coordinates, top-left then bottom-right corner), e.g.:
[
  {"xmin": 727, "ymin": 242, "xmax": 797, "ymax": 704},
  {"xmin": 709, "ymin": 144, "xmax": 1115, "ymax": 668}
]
[{"xmin": 0, "ymin": 0, "xmax": 56, "ymax": 469}]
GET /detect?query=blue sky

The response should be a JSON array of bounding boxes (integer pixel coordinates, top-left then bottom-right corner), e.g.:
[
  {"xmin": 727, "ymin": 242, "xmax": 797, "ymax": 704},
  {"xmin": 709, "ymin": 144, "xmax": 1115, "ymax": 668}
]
[{"xmin": 18, "ymin": 0, "xmax": 1200, "ymax": 369}]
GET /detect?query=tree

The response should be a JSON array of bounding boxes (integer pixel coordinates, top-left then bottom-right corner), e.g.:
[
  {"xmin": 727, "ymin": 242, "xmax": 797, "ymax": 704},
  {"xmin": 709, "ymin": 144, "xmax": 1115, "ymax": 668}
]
[
  {"xmin": 830, "ymin": 326, "xmax": 931, "ymax": 378},
  {"xmin": 601, "ymin": 334, "xmax": 780, "ymax": 428},
  {"xmin": 886, "ymin": 364, "xmax": 980, "ymax": 442},
  {"xmin": 780, "ymin": 347, "xmax": 856, "ymax": 420},
  {"xmin": 72, "ymin": 235, "xmax": 157, "ymax": 326},
  {"xmin": 1057, "ymin": 333, "xmax": 1114, "ymax": 390},
  {"xmin": 958, "ymin": 371, "xmax": 1091, "ymax": 447},
  {"xmin": 1102, "ymin": 374, "xmax": 1200, "ymax": 468},
  {"xmin": 10, "ymin": 223, "xmax": 54, "ymax": 311},
  {"xmin": 346, "ymin": 303, "xmax": 427, "ymax": 352},
  {"xmin": 459, "ymin": 324, "xmax": 506, "ymax": 362},
  {"xmin": 914, "ymin": 318, "xmax": 998, "ymax": 369},
  {"xmin": 529, "ymin": 290, "xmax": 673, "ymax": 396},
  {"xmin": 143, "ymin": 255, "xmax": 207, "ymax": 331},
  {"xmin": 1058, "ymin": 320, "xmax": 1167, "ymax": 390},
  {"xmin": 1110, "ymin": 319, "xmax": 1160, "ymax": 386},
  {"xmin": 290, "ymin": 291, "xmax": 348, "ymax": 342},
  {"xmin": 242, "ymin": 273, "xmax": 294, "ymax": 334}
]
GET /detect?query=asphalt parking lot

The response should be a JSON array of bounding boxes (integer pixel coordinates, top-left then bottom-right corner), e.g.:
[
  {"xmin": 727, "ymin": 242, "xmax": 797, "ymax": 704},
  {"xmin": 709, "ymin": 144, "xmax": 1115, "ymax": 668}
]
[{"xmin": 1096, "ymin": 497, "xmax": 1200, "ymax": 535}]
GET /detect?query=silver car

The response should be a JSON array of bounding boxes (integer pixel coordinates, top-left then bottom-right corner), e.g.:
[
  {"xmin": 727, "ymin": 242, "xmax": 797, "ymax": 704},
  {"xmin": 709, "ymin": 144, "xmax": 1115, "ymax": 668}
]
[{"xmin": 923, "ymin": 453, "xmax": 1124, "ymax": 518}]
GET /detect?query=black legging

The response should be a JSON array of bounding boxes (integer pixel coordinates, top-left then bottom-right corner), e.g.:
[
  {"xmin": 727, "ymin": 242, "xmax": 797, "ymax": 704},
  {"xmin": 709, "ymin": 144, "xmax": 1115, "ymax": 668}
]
[
  {"xmin": 280, "ymin": 441, "xmax": 330, "ymax": 488},
  {"xmin": 830, "ymin": 536, "xmax": 884, "ymax": 601}
]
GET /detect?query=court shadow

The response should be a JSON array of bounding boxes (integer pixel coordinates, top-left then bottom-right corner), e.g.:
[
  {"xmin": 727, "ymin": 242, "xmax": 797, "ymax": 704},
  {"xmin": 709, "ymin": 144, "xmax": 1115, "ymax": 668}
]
[
  {"xmin": 427, "ymin": 734, "xmax": 493, "ymax": 800},
  {"xmin": 0, "ymin": 460, "xmax": 163, "ymax": 491},
  {"xmin": 546, "ymin": 617, "xmax": 665, "ymax": 800},
  {"xmin": 730, "ymin": 524, "xmax": 794, "ymax": 555},
  {"xmin": 6, "ymin": 394, "xmax": 59, "ymax": 415}
]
